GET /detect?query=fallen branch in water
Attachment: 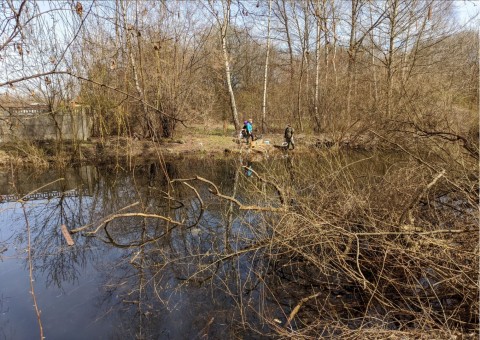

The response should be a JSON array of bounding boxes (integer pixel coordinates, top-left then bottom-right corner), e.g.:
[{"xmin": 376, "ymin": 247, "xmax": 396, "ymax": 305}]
[
  {"xmin": 84, "ymin": 212, "xmax": 183, "ymax": 236},
  {"xmin": 70, "ymin": 202, "xmax": 140, "ymax": 233},
  {"xmin": 285, "ymin": 292, "xmax": 322, "ymax": 327},
  {"xmin": 11, "ymin": 164, "xmax": 45, "ymax": 339},
  {"xmin": 60, "ymin": 224, "xmax": 75, "ymax": 246},
  {"xmin": 22, "ymin": 205, "xmax": 45, "ymax": 339},
  {"xmin": 17, "ymin": 178, "xmax": 65, "ymax": 203},
  {"xmin": 173, "ymin": 176, "xmax": 287, "ymax": 212}
]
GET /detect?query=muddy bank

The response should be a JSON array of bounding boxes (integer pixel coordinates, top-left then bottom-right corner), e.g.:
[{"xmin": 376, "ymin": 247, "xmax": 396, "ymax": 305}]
[{"xmin": 0, "ymin": 132, "xmax": 381, "ymax": 167}]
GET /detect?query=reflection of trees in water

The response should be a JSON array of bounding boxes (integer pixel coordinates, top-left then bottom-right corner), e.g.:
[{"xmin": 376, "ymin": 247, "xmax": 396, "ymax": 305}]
[
  {"xmin": 78, "ymin": 160, "xmax": 242, "ymax": 337},
  {"xmin": 10, "ymin": 168, "xmax": 98, "ymax": 289},
  {"xmin": 81, "ymin": 157, "xmax": 285, "ymax": 338},
  {"xmin": 3, "ymin": 150, "xmax": 476, "ymax": 338},
  {"xmin": 1, "ymin": 160, "xmax": 263, "ymax": 338},
  {"xmin": 0, "ymin": 294, "xmax": 10, "ymax": 337}
]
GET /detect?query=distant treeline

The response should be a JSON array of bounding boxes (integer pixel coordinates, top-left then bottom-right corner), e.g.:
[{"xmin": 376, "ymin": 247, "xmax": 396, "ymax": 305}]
[{"xmin": 0, "ymin": 1, "xmax": 477, "ymax": 141}]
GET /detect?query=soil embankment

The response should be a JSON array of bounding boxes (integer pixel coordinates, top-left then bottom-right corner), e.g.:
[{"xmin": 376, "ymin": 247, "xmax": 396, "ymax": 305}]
[
  {"xmin": 0, "ymin": 123, "xmax": 377, "ymax": 167},
  {"xmin": 0, "ymin": 131, "xmax": 324, "ymax": 166}
]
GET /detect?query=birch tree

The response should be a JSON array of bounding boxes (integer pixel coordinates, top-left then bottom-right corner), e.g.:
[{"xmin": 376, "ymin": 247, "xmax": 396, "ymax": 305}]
[
  {"xmin": 312, "ymin": 0, "xmax": 326, "ymax": 132},
  {"xmin": 207, "ymin": 0, "xmax": 240, "ymax": 130},
  {"xmin": 261, "ymin": 0, "xmax": 272, "ymax": 133}
]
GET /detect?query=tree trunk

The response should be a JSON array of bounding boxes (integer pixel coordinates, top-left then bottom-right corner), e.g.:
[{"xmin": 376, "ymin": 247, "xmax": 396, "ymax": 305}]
[
  {"xmin": 313, "ymin": 0, "xmax": 322, "ymax": 132},
  {"xmin": 386, "ymin": 0, "xmax": 398, "ymax": 117},
  {"xmin": 292, "ymin": 1, "xmax": 307, "ymax": 132},
  {"xmin": 369, "ymin": 2, "xmax": 378, "ymax": 104},
  {"xmin": 261, "ymin": 0, "xmax": 272, "ymax": 134},
  {"xmin": 277, "ymin": 0, "xmax": 295, "ymax": 123},
  {"xmin": 346, "ymin": 0, "xmax": 359, "ymax": 116},
  {"xmin": 220, "ymin": 0, "xmax": 240, "ymax": 130},
  {"xmin": 331, "ymin": 0, "xmax": 338, "ymax": 88},
  {"xmin": 121, "ymin": 0, "xmax": 154, "ymax": 138}
]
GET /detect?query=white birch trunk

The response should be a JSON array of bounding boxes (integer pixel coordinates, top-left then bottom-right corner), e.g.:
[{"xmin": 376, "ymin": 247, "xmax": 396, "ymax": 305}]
[
  {"xmin": 261, "ymin": 0, "xmax": 272, "ymax": 133},
  {"xmin": 221, "ymin": 0, "xmax": 239, "ymax": 130},
  {"xmin": 314, "ymin": 0, "xmax": 321, "ymax": 131}
]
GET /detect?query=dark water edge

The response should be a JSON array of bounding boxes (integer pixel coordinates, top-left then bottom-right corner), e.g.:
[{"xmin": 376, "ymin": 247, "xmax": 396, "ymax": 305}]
[{"xmin": 0, "ymin": 157, "xmax": 276, "ymax": 340}]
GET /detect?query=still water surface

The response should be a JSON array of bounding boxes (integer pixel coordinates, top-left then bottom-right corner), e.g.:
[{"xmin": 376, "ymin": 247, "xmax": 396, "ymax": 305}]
[
  {"xmin": 0, "ymin": 158, "xmax": 276, "ymax": 339},
  {"xmin": 0, "ymin": 150, "xmax": 393, "ymax": 339}
]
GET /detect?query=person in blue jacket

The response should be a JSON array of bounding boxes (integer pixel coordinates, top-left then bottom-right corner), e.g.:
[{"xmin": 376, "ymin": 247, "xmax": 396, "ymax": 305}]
[{"xmin": 246, "ymin": 118, "xmax": 254, "ymax": 143}]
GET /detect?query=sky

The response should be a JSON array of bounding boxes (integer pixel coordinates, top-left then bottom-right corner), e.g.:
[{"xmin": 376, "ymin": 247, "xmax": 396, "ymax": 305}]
[
  {"xmin": 0, "ymin": 0, "xmax": 478, "ymax": 98},
  {"xmin": 455, "ymin": 0, "xmax": 480, "ymax": 26}
]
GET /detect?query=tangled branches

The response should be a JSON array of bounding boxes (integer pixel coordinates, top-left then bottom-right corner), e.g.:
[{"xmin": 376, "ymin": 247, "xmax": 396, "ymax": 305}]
[
  {"xmin": 64, "ymin": 151, "xmax": 477, "ymax": 338},
  {"xmin": 237, "ymin": 146, "xmax": 479, "ymax": 338}
]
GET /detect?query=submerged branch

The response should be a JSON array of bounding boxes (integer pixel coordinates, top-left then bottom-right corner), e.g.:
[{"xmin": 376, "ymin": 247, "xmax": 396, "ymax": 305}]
[
  {"xmin": 173, "ymin": 176, "xmax": 287, "ymax": 212},
  {"xmin": 285, "ymin": 292, "xmax": 322, "ymax": 327},
  {"xmin": 70, "ymin": 202, "xmax": 141, "ymax": 234},
  {"xmin": 241, "ymin": 166, "xmax": 287, "ymax": 206},
  {"xmin": 84, "ymin": 212, "xmax": 183, "ymax": 236},
  {"xmin": 17, "ymin": 178, "xmax": 65, "ymax": 203}
]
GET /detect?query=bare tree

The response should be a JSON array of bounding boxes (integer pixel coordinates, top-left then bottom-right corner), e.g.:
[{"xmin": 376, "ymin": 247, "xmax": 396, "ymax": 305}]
[
  {"xmin": 261, "ymin": 0, "xmax": 272, "ymax": 134},
  {"xmin": 120, "ymin": 0, "xmax": 155, "ymax": 138},
  {"xmin": 206, "ymin": 0, "xmax": 240, "ymax": 130}
]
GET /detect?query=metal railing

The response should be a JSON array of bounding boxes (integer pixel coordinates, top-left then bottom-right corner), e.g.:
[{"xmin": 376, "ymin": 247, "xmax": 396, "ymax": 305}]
[{"xmin": 0, "ymin": 188, "xmax": 90, "ymax": 203}]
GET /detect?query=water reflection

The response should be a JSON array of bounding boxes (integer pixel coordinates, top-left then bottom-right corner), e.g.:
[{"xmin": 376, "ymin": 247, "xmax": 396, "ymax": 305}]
[
  {"xmin": 0, "ymin": 151, "xmax": 426, "ymax": 339},
  {"xmin": 0, "ymin": 158, "xmax": 276, "ymax": 339}
]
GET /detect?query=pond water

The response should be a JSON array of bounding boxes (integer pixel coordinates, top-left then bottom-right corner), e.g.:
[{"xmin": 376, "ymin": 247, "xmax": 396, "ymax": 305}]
[
  {"xmin": 2, "ymin": 150, "xmax": 473, "ymax": 339},
  {"xmin": 0, "ymin": 157, "xmax": 282, "ymax": 339}
]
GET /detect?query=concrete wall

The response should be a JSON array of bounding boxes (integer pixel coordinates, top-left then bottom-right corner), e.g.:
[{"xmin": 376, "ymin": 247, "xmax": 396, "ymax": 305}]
[{"xmin": 0, "ymin": 106, "xmax": 92, "ymax": 142}]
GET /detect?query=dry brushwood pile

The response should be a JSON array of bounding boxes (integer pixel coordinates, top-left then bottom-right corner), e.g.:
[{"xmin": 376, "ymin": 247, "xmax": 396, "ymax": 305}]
[
  {"xmin": 260, "ymin": 155, "xmax": 478, "ymax": 338},
  {"xmin": 241, "ymin": 136, "xmax": 478, "ymax": 338},
  {"xmin": 169, "ymin": 140, "xmax": 478, "ymax": 337}
]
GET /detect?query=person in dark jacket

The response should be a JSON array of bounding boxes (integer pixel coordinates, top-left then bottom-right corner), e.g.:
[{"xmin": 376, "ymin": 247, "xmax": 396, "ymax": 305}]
[
  {"xmin": 284, "ymin": 124, "xmax": 294, "ymax": 150},
  {"xmin": 241, "ymin": 120, "xmax": 249, "ymax": 143}
]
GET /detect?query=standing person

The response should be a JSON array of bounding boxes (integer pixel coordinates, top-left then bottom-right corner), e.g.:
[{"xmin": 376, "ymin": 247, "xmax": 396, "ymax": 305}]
[
  {"xmin": 241, "ymin": 120, "xmax": 249, "ymax": 143},
  {"xmin": 284, "ymin": 124, "xmax": 295, "ymax": 150},
  {"xmin": 246, "ymin": 118, "xmax": 254, "ymax": 143}
]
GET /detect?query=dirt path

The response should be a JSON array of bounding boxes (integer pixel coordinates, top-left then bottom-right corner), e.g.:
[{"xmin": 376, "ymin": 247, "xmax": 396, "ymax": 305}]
[{"xmin": 0, "ymin": 123, "xmax": 324, "ymax": 166}]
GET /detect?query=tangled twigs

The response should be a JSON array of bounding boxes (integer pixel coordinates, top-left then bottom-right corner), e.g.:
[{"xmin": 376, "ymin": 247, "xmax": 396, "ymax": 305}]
[
  {"xmin": 240, "ymin": 166, "xmax": 286, "ymax": 206},
  {"xmin": 173, "ymin": 176, "xmax": 287, "ymax": 212},
  {"xmin": 408, "ymin": 122, "xmax": 479, "ymax": 160},
  {"xmin": 398, "ymin": 169, "xmax": 446, "ymax": 226},
  {"xmin": 182, "ymin": 239, "xmax": 271, "ymax": 282}
]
